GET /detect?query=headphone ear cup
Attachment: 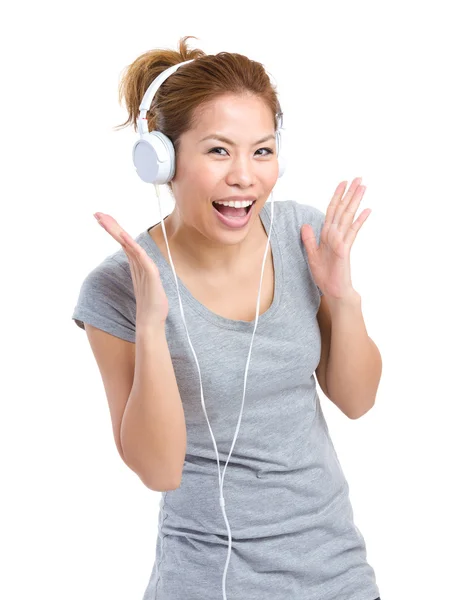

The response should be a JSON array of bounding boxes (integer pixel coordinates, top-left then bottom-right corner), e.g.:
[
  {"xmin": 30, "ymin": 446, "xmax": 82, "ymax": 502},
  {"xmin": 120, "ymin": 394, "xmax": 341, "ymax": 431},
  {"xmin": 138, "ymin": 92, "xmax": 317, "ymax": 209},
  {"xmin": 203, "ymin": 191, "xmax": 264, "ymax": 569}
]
[
  {"xmin": 132, "ymin": 131, "xmax": 176, "ymax": 184},
  {"xmin": 276, "ymin": 129, "xmax": 286, "ymax": 178}
]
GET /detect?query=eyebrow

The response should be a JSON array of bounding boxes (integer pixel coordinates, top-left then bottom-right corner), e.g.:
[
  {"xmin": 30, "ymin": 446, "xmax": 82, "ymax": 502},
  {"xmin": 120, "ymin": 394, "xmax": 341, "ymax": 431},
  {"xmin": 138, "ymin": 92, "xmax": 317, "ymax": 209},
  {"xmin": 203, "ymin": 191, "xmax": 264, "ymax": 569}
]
[{"xmin": 199, "ymin": 133, "xmax": 276, "ymax": 145}]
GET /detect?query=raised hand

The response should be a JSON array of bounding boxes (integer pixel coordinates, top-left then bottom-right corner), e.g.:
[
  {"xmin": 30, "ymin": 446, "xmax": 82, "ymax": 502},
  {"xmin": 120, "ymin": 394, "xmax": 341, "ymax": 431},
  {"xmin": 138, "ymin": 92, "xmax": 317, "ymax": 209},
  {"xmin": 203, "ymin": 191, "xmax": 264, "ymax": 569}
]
[
  {"xmin": 94, "ymin": 213, "xmax": 169, "ymax": 327},
  {"xmin": 300, "ymin": 177, "xmax": 371, "ymax": 300}
]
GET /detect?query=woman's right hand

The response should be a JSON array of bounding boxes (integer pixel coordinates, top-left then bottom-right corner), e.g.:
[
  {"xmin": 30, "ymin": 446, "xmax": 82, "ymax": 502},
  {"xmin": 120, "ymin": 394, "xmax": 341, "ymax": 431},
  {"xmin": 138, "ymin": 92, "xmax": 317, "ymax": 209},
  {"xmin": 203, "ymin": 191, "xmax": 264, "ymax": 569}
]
[{"xmin": 94, "ymin": 212, "xmax": 169, "ymax": 327}]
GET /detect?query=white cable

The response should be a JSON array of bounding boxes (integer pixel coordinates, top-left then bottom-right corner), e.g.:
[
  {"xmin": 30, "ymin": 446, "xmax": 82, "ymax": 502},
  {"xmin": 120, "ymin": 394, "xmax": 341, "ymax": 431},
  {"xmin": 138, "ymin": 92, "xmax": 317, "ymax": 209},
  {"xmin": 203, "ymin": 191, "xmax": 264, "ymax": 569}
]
[{"xmin": 154, "ymin": 184, "xmax": 275, "ymax": 599}]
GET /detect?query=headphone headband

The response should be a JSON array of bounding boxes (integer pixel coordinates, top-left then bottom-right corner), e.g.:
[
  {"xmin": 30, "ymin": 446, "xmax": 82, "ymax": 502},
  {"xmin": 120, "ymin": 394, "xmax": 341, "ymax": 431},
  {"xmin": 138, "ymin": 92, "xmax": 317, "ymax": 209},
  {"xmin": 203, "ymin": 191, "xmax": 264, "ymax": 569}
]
[{"xmin": 137, "ymin": 59, "xmax": 195, "ymax": 136}]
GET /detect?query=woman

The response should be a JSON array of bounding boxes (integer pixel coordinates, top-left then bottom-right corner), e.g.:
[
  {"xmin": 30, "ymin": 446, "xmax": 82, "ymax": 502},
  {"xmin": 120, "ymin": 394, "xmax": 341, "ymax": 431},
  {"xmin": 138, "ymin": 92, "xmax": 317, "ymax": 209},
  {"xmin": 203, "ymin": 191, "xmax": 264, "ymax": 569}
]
[{"xmin": 72, "ymin": 35, "xmax": 382, "ymax": 600}]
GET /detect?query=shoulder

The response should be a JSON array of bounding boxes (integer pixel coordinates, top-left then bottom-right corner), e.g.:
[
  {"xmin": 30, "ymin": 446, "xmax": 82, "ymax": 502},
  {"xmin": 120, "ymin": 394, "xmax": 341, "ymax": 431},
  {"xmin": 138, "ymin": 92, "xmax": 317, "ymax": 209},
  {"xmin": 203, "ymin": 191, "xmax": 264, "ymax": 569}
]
[
  {"xmin": 264, "ymin": 200, "xmax": 326, "ymax": 242},
  {"xmin": 288, "ymin": 199, "xmax": 326, "ymax": 228},
  {"xmin": 82, "ymin": 253, "xmax": 134, "ymax": 296},
  {"xmin": 74, "ymin": 250, "xmax": 136, "ymax": 315},
  {"xmin": 266, "ymin": 199, "xmax": 325, "ymax": 227},
  {"xmin": 72, "ymin": 253, "xmax": 136, "ymax": 342}
]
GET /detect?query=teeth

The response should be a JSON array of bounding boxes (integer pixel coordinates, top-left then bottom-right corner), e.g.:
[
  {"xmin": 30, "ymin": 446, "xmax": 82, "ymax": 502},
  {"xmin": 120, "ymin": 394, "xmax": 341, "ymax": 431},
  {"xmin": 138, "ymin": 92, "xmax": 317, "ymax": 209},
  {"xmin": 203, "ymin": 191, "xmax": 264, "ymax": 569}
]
[{"xmin": 213, "ymin": 200, "xmax": 254, "ymax": 208}]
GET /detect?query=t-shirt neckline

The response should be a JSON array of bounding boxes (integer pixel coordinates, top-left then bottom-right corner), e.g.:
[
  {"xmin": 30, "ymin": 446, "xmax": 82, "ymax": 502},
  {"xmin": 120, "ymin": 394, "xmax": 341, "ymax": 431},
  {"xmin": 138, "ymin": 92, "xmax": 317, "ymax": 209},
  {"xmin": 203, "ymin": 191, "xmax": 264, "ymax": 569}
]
[{"xmin": 137, "ymin": 202, "xmax": 283, "ymax": 332}]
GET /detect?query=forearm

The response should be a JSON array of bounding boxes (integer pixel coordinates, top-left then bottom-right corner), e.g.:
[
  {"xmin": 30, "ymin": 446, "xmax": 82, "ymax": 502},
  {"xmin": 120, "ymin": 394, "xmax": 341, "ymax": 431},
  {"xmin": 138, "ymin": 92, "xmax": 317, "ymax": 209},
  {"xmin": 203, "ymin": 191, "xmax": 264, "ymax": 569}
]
[
  {"xmin": 325, "ymin": 291, "xmax": 382, "ymax": 419},
  {"xmin": 120, "ymin": 324, "xmax": 187, "ymax": 491}
]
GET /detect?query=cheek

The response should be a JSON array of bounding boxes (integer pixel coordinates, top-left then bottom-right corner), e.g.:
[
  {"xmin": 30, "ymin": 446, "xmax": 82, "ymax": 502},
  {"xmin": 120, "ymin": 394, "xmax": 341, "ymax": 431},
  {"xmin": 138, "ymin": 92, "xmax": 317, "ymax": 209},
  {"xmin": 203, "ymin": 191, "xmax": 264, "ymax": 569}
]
[
  {"xmin": 264, "ymin": 163, "xmax": 279, "ymax": 187},
  {"xmin": 192, "ymin": 165, "xmax": 223, "ymax": 193},
  {"xmin": 180, "ymin": 156, "xmax": 218, "ymax": 185}
]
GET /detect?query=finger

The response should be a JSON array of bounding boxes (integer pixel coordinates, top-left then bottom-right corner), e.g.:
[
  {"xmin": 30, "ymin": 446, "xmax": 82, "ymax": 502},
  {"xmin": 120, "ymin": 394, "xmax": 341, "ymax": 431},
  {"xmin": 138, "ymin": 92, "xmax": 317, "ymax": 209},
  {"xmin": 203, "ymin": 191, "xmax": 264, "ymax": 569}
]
[
  {"xmin": 94, "ymin": 213, "xmax": 157, "ymax": 273},
  {"xmin": 338, "ymin": 185, "xmax": 367, "ymax": 234},
  {"xmin": 332, "ymin": 177, "xmax": 362, "ymax": 226},
  {"xmin": 301, "ymin": 224, "xmax": 318, "ymax": 258},
  {"xmin": 94, "ymin": 213, "xmax": 128, "ymax": 246},
  {"xmin": 344, "ymin": 208, "xmax": 371, "ymax": 247},
  {"xmin": 119, "ymin": 230, "xmax": 144, "ymax": 257},
  {"xmin": 119, "ymin": 230, "xmax": 147, "ymax": 267},
  {"xmin": 325, "ymin": 181, "xmax": 348, "ymax": 228},
  {"xmin": 120, "ymin": 230, "xmax": 132, "ymax": 245}
]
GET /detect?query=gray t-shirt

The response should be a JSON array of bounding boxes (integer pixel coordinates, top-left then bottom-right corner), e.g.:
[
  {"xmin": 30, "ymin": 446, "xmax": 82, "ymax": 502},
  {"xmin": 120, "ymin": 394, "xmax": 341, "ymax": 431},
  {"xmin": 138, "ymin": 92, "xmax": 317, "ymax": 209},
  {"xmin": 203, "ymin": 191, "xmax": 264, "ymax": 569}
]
[{"xmin": 72, "ymin": 200, "xmax": 380, "ymax": 600}]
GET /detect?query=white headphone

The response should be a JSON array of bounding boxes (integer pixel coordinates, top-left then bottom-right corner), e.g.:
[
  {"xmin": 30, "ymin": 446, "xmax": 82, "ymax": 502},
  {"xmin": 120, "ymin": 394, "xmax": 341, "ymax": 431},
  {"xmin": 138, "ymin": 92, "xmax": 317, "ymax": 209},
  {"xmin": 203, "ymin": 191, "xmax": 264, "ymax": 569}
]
[
  {"xmin": 132, "ymin": 58, "xmax": 281, "ymax": 600},
  {"xmin": 132, "ymin": 59, "xmax": 286, "ymax": 183}
]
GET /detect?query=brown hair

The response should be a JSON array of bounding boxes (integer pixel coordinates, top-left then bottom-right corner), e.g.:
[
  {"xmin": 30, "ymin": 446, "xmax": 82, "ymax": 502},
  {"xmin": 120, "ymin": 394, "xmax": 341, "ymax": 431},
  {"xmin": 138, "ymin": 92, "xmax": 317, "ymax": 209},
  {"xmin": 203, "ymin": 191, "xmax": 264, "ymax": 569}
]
[{"xmin": 114, "ymin": 36, "xmax": 282, "ymax": 191}]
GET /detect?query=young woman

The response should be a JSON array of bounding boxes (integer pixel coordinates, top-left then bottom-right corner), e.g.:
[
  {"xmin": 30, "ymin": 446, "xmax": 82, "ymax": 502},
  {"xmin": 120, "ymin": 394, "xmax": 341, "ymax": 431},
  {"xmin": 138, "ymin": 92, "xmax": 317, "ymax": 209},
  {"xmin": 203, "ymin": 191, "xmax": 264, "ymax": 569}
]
[{"xmin": 72, "ymin": 35, "xmax": 382, "ymax": 600}]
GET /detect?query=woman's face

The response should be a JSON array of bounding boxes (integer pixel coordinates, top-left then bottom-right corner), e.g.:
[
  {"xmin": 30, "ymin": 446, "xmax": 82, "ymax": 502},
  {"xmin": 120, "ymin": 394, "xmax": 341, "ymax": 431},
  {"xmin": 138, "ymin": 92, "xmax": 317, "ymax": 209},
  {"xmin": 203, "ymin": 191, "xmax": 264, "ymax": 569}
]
[{"xmin": 170, "ymin": 93, "xmax": 279, "ymax": 244}]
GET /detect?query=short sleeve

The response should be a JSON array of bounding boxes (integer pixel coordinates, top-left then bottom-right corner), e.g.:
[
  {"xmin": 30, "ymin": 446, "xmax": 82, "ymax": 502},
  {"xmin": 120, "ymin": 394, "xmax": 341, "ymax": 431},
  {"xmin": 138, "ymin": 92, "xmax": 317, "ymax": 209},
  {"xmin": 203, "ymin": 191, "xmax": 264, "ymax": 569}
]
[
  {"xmin": 71, "ymin": 256, "xmax": 136, "ymax": 343},
  {"xmin": 293, "ymin": 201, "xmax": 326, "ymax": 297}
]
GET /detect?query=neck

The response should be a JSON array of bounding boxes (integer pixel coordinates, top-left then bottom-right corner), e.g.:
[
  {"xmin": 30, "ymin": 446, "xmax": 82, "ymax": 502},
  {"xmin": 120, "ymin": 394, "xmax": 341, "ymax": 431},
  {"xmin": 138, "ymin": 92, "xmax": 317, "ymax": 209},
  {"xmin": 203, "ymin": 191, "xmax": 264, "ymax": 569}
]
[{"xmin": 159, "ymin": 206, "xmax": 268, "ymax": 274}]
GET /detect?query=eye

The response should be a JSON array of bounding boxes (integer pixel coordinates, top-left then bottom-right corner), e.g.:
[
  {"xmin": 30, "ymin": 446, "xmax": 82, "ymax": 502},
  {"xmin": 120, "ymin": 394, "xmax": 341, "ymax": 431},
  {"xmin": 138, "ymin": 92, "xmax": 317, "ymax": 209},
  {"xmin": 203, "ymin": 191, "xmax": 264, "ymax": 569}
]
[
  {"xmin": 208, "ymin": 147, "xmax": 275, "ymax": 156},
  {"xmin": 256, "ymin": 148, "xmax": 274, "ymax": 156},
  {"xmin": 208, "ymin": 147, "xmax": 228, "ymax": 156}
]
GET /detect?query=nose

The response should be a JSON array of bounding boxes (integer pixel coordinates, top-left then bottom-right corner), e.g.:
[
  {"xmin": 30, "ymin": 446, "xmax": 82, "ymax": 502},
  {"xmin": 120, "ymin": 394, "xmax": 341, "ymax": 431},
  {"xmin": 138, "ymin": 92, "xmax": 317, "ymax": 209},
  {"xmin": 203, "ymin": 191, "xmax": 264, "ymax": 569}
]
[{"xmin": 225, "ymin": 153, "xmax": 255, "ymax": 187}]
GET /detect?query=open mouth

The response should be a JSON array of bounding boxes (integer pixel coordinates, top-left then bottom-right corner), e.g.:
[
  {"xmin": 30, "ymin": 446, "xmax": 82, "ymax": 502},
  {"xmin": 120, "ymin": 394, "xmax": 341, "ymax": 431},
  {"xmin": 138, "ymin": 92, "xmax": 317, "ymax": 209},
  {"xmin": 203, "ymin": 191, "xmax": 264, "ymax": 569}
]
[{"xmin": 212, "ymin": 201, "xmax": 256, "ymax": 215}]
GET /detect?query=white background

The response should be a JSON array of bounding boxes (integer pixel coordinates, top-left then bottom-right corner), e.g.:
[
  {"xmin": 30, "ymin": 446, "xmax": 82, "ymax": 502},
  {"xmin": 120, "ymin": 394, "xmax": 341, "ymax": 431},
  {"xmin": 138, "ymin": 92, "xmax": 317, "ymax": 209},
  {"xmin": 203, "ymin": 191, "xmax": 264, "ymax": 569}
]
[{"xmin": 2, "ymin": 1, "xmax": 462, "ymax": 599}]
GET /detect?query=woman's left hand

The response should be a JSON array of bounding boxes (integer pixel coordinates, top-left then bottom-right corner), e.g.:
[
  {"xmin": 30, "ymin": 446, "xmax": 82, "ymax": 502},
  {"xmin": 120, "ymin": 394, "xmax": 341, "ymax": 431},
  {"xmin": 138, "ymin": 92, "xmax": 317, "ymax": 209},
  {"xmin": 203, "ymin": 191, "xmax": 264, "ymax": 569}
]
[{"xmin": 301, "ymin": 177, "xmax": 371, "ymax": 300}]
